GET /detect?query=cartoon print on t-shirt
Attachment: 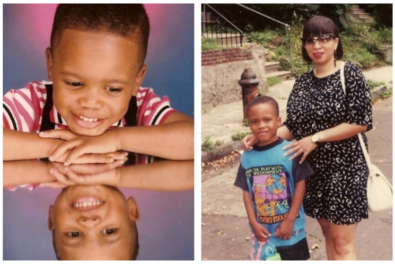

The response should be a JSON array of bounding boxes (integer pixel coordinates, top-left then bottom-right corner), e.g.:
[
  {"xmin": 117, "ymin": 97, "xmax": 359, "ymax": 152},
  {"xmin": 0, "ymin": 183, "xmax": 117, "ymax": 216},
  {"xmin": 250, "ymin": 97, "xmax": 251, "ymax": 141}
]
[{"xmin": 250, "ymin": 166, "xmax": 291, "ymax": 224}]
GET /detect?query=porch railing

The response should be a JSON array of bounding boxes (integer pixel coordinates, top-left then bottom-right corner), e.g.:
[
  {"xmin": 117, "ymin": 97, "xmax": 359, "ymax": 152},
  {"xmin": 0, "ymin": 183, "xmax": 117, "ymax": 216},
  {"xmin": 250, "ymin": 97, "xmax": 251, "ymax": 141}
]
[
  {"xmin": 236, "ymin": 4, "xmax": 294, "ymax": 74},
  {"xmin": 201, "ymin": 4, "xmax": 244, "ymax": 47}
]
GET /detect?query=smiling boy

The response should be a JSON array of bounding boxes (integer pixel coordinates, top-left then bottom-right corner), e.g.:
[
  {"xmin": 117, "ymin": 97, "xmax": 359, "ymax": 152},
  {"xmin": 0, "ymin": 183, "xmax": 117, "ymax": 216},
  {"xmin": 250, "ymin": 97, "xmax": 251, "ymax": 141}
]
[
  {"xmin": 3, "ymin": 4, "xmax": 193, "ymax": 168},
  {"xmin": 234, "ymin": 96, "xmax": 313, "ymax": 260}
]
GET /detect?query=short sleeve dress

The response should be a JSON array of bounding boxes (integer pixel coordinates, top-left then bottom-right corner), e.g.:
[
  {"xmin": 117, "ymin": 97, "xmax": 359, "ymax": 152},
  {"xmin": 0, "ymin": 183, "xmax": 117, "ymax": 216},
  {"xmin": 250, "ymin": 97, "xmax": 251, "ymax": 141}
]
[{"xmin": 283, "ymin": 61, "xmax": 373, "ymax": 225}]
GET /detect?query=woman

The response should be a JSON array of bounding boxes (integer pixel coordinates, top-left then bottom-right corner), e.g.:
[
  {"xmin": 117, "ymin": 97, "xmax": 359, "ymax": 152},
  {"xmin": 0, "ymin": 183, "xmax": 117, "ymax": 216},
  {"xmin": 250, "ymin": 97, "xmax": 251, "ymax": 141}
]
[{"xmin": 243, "ymin": 15, "xmax": 372, "ymax": 260}]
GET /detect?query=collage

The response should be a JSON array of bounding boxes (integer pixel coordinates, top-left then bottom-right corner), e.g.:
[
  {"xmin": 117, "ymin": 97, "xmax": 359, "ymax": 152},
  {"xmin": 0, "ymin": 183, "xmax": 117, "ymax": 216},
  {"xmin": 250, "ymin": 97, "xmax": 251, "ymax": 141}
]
[{"xmin": 2, "ymin": 2, "xmax": 393, "ymax": 262}]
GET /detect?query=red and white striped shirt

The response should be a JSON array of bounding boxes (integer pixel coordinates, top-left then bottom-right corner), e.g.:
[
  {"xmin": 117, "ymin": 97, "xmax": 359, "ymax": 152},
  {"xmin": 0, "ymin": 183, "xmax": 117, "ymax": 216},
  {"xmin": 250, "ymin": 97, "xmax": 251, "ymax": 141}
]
[{"xmin": 3, "ymin": 81, "xmax": 175, "ymax": 132}]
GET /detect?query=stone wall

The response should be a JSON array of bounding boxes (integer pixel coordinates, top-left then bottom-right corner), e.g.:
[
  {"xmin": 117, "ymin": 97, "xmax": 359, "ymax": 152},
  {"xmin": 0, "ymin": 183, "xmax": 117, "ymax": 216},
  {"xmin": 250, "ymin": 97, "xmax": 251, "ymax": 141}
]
[
  {"xmin": 202, "ymin": 44, "xmax": 266, "ymax": 107},
  {"xmin": 379, "ymin": 45, "xmax": 392, "ymax": 62}
]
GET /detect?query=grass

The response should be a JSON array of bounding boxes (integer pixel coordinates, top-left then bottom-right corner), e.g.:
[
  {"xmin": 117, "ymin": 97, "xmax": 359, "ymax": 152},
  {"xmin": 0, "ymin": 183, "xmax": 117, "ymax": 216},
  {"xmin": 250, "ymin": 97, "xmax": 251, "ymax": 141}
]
[
  {"xmin": 367, "ymin": 79, "xmax": 385, "ymax": 90},
  {"xmin": 267, "ymin": 76, "xmax": 282, "ymax": 87},
  {"xmin": 231, "ymin": 131, "xmax": 252, "ymax": 141},
  {"xmin": 381, "ymin": 87, "xmax": 392, "ymax": 98},
  {"xmin": 201, "ymin": 136, "xmax": 223, "ymax": 153},
  {"xmin": 202, "ymin": 38, "xmax": 221, "ymax": 51}
]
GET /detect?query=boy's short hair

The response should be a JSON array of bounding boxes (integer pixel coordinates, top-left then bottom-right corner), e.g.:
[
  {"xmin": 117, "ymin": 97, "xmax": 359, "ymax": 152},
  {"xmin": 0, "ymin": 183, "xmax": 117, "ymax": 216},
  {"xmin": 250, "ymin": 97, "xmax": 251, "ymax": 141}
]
[
  {"xmin": 247, "ymin": 96, "xmax": 279, "ymax": 118},
  {"xmin": 50, "ymin": 4, "xmax": 150, "ymax": 63}
]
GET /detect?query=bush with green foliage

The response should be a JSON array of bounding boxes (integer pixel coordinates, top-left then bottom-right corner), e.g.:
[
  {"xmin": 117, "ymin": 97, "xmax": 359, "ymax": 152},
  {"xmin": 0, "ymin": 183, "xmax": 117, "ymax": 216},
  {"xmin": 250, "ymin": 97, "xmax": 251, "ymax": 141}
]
[
  {"xmin": 267, "ymin": 76, "xmax": 282, "ymax": 87},
  {"xmin": 381, "ymin": 87, "xmax": 392, "ymax": 99},
  {"xmin": 231, "ymin": 131, "xmax": 252, "ymax": 141},
  {"xmin": 202, "ymin": 38, "xmax": 221, "ymax": 51},
  {"xmin": 201, "ymin": 136, "xmax": 223, "ymax": 153},
  {"xmin": 366, "ymin": 79, "xmax": 385, "ymax": 90}
]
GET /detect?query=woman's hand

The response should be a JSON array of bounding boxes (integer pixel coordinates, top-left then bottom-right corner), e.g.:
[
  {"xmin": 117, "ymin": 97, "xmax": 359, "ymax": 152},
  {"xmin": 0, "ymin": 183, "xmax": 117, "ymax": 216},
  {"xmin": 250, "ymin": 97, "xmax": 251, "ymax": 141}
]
[
  {"xmin": 241, "ymin": 134, "xmax": 258, "ymax": 151},
  {"xmin": 283, "ymin": 135, "xmax": 317, "ymax": 164}
]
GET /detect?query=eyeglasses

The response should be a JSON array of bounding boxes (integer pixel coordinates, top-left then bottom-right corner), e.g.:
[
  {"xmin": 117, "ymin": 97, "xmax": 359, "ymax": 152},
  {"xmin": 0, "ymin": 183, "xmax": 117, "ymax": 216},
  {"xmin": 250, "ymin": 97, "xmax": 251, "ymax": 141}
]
[{"xmin": 301, "ymin": 34, "xmax": 336, "ymax": 48}]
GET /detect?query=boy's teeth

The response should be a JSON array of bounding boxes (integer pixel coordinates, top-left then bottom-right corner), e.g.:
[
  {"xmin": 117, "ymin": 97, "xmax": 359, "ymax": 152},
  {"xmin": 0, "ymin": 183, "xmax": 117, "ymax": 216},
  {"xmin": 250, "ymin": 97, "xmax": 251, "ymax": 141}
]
[
  {"xmin": 79, "ymin": 116, "xmax": 98, "ymax": 122},
  {"xmin": 73, "ymin": 201, "xmax": 104, "ymax": 208}
]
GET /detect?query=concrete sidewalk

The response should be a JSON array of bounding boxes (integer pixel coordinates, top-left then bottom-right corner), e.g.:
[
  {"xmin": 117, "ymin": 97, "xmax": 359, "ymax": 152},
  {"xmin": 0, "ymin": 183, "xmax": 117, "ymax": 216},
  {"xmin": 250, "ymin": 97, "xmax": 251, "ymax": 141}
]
[{"xmin": 201, "ymin": 66, "xmax": 393, "ymax": 260}]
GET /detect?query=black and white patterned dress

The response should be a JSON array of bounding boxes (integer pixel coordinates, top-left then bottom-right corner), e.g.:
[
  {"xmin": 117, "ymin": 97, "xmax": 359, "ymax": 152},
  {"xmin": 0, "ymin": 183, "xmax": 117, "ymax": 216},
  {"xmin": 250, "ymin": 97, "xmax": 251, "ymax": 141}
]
[{"xmin": 283, "ymin": 61, "xmax": 373, "ymax": 225}]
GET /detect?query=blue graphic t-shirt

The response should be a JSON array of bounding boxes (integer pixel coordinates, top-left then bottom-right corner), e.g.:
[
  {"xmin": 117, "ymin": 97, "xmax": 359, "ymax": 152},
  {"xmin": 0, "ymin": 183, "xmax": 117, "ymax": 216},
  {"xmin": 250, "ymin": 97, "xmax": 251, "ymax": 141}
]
[{"xmin": 234, "ymin": 138, "xmax": 314, "ymax": 247}]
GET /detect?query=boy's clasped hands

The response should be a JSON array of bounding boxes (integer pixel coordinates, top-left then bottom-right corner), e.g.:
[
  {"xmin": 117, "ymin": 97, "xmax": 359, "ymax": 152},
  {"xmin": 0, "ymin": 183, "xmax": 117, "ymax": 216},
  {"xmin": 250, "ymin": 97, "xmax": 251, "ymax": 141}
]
[
  {"xmin": 251, "ymin": 217, "xmax": 295, "ymax": 242},
  {"xmin": 39, "ymin": 128, "xmax": 127, "ymax": 188}
]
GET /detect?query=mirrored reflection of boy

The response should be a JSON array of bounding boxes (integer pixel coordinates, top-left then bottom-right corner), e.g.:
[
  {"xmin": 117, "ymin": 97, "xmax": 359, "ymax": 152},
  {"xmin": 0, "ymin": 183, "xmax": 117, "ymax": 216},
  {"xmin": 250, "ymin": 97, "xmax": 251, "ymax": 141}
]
[
  {"xmin": 4, "ymin": 159, "xmax": 194, "ymax": 191},
  {"xmin": 234, "ymin": 96, "xmax": 313, "ymax": 260},
  {"xmin": 3, "ymin": 4, "xmax": 194, "ymax": 177},
  {"xmin": 48, "ymin": 185, "xmax": 140, "ymax": 260}
]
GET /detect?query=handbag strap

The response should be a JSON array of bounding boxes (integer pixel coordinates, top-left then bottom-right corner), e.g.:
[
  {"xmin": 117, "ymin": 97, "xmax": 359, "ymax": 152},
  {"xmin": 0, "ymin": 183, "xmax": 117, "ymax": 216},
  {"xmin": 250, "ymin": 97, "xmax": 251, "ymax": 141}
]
[{"xmin": 339, "ymin": 62, "xmax": 372, "ymax": 170}]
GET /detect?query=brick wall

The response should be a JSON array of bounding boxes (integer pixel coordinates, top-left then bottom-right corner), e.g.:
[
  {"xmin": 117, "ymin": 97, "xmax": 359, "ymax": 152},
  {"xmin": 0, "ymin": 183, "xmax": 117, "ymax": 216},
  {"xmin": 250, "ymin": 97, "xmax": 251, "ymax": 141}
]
[{"xmin": 201, "ymin": 47, "xmax": 254, "ymax": 66}]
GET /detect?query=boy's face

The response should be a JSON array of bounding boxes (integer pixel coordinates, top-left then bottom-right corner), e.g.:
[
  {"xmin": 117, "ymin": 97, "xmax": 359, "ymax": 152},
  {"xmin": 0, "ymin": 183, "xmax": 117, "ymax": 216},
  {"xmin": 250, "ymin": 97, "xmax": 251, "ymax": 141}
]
[
  {"xmin": 248, "ymin": 103, "xmax": 281, "ymax": 146},
  {"xmin": 48, "ymin": 185, "xmax": 139, "ymax": 260},
  {"xmin": 46, "ymin": 29, "xmax": 146, "ymax": 136}
]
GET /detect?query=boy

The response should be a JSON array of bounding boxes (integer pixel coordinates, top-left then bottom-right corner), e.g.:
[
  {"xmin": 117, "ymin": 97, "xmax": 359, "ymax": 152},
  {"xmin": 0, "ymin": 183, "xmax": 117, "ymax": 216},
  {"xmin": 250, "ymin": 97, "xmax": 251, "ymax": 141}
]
[
  {"xmin": 3, "ymin": 4, "xmax": 193, "ymax": 169},
  {"xmin": 234, "ymin": 96, "xmax": 313, "ymax": 260},
  {"xmin": 48, "ymin": 185, "xmax": 140, "ymax": 260}
]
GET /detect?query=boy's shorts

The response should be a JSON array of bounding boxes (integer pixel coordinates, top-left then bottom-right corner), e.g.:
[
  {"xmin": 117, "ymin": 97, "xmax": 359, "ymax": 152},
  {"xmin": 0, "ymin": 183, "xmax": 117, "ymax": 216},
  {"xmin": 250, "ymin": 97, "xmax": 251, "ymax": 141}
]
[
  {"xmin": 276, "ymin": 237, "xmax": 310, "ymax": 260},
  {"xmin": 250, "ymin": 234, "xmax": 310, "ymax": 260}
]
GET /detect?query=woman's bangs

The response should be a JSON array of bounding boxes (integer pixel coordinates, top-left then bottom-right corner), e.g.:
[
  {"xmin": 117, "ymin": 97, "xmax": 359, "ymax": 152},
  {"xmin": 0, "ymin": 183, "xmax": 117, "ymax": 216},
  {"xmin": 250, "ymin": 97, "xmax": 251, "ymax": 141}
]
[{"xmin": 303, "ymin": 16, "xmax": 336, "ymax": 38}]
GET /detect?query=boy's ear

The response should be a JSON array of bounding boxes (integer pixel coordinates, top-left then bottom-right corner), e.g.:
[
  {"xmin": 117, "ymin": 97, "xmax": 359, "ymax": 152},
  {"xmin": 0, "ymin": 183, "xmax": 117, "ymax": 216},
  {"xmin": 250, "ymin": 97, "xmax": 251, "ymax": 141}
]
[
  {"xmin": 45, "ymin": 47, "xmax": 54, "ymax": 81},
  {"xmin": 48, "ymin": 205, "xmax": 55, "ymax": 230},
  {"xmin": 277, "ymin": 117, "xmax": 282, "ymax": 127},
  {"xmin": 126, "ymin": 197, "xmax": 140, "ymax": 221},
  {"xmin": 132, "ymin": 64, "xmax": 147, "ymax": 96}
]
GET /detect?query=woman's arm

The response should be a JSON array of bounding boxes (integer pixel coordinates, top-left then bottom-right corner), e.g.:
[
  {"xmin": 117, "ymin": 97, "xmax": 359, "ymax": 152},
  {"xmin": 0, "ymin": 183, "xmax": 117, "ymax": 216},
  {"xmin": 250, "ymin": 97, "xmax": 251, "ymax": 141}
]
[
  {"xmin": 284, "ymin": 123, "xmax": 367, "ymax": 163},
  {"xmin": 277, "ymin": 125, "xmax": 294, "ymax": 141},
  {"xmin": 312, "ymin": 123, "xmax": 367, "ymax": 143}
]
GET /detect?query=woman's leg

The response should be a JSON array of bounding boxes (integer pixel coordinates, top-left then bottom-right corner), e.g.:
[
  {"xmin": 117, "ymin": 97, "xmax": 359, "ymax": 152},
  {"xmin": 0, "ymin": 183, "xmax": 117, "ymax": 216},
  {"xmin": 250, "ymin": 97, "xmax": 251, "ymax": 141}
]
[
  {"xmin": 329, "ymin": 222, "xmax": 357, "ymax": 260},
  {"xmin": 318, "ymin": 218, "xmax": 358, "ymax": 260},
  {"xmin": 317, "ymin": 218, "xmax": 334, "ymax": 260}
]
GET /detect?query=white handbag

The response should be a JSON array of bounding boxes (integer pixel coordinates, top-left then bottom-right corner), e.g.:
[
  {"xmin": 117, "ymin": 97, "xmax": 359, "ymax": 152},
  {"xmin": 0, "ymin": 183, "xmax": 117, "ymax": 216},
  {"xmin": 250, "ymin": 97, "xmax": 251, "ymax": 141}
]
[{"xmin": 340, "ymin": 62, "xmax": 393, "ymax": 212}]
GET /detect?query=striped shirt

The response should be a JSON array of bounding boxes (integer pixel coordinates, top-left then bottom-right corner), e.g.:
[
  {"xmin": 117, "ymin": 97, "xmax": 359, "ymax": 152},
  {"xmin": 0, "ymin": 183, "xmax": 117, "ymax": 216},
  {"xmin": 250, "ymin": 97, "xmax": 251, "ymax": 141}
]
[
  {"xmin": 3, "ymin": 81, "xmax": 176, "ymax": 190},
  {"xmin": 3, "ymin": 81, "xmax": 175, "ymax": 132}
]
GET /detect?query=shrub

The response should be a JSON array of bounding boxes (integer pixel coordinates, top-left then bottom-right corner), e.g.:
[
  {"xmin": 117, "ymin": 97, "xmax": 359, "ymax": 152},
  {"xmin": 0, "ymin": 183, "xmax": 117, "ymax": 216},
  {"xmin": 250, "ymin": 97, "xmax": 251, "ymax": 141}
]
[
  {"xmin": 366, "ymin": 79, "xmax": 385, "ymax": 90},
  {"xmin": 267, "ymin": 76, "xmax": 282, "ymax": 87},
  {"xmin": 202, "ymin": 38, "xmax": 221, "ymax": 51},
  {"xmin": 231, "ymin": 131, "xmax": 252, "ymax": 141},
  {"xmin": 381, "ymin": 87, "xmax": 392, "ymax": 98},
  {"xmin": 201, "ymin": 135, "xmax": 223, "ymax": 153}
]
